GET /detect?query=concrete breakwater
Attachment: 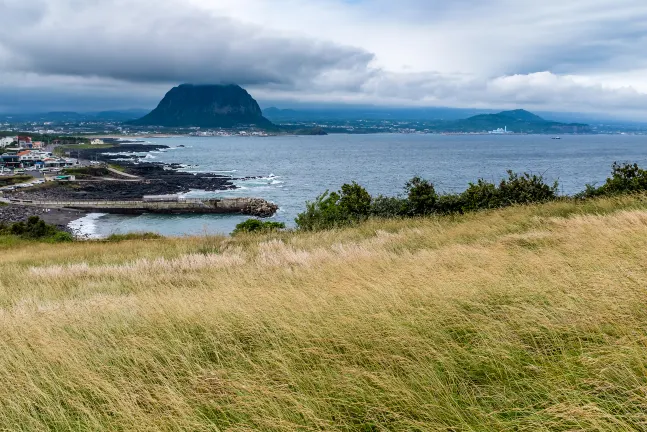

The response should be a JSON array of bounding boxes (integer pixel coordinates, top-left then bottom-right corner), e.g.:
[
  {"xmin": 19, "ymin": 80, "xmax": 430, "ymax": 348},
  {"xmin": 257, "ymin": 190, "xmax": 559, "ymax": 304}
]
[{"xmin": 8, "ymin": 197, "xmax": 279, "ymax": 217}]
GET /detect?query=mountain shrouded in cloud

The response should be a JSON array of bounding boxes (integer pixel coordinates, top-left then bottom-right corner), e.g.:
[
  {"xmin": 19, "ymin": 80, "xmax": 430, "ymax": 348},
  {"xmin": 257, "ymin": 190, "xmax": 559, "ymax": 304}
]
[
  {"xmin": 131, "ymin": 84, "xmax": 274, "ymax": 128},
  {"xmin": 1, "ymin": 0, "xmax": 647, "ymax": 118}
]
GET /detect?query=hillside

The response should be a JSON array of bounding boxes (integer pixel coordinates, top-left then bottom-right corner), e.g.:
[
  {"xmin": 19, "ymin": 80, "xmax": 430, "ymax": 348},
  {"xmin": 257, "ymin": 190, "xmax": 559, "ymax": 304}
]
[
  {"xmin": 131, "ymin": 84, "xmax": 274, "ymax": 128},
  {"xmin": 448, "ymin": 109, "xmax": 590, "ymax": 133},
  {"xmin": 2, "ymin": 195, "xmax": 647, "ymax": 429}
]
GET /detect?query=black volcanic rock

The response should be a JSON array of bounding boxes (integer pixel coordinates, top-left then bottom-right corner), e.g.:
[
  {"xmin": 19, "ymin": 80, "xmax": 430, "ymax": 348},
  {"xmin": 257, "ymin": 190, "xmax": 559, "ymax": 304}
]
[{"xmin": 131, "ymin": 84, "xmax": 274, "ymax": 128}]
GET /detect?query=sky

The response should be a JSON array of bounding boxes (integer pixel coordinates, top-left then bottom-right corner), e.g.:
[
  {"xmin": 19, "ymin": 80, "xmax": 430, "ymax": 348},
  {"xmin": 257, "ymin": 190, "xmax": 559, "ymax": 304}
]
[{"xmin": 1, "ymin": 0, "xmax": 647, "ymax": 119}]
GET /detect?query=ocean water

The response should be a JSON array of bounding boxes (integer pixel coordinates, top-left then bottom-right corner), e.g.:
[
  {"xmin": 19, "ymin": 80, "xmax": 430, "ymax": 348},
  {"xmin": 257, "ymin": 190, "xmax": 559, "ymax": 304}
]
[{"xmin": 77, "ymin": 134, "xmax": 647, "ymax": 237}]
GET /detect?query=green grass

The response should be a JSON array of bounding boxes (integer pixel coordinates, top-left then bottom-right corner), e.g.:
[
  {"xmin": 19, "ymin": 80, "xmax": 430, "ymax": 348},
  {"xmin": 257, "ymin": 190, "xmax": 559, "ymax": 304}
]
[
  {"xmin": 2, "ymin": 196, "xmax": 647, "ymax": 430},
  {"xmin": 104, "ymin": 232, "xmax": 163, "ymax": 241}
]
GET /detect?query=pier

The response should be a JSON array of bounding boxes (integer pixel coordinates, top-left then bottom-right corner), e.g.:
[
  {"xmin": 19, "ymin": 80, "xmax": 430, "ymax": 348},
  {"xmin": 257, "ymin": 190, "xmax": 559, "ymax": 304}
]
[{"xmin": 4, "ymin": 197, "xmax": 278, "ymax": 217}]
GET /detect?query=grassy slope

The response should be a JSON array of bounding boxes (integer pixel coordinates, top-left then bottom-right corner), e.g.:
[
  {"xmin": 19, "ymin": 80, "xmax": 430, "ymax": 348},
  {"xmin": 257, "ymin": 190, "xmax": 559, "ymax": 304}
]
[{"xmin": 2, "ymin": 196, "xmax": 647, "ymax": 430}]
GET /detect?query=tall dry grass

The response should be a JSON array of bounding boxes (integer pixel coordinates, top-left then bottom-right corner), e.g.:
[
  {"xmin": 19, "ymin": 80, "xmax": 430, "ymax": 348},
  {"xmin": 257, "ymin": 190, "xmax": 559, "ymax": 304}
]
[{"xmin": 2, "ymin": 195, "xmax": 647, "ymax": 430}]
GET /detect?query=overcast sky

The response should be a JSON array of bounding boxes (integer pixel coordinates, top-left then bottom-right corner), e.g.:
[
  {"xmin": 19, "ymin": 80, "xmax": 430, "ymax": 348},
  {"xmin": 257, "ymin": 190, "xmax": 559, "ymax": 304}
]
[{"xmin": 1, "ymin": 0, "xmax": 647, "ymax": 118}]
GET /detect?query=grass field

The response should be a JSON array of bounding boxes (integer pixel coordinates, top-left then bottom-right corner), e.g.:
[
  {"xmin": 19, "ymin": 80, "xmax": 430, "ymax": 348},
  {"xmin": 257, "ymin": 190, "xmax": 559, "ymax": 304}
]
[{"xmin": 2, "ymin": 195, "xmax": 647, "ymax": 430}]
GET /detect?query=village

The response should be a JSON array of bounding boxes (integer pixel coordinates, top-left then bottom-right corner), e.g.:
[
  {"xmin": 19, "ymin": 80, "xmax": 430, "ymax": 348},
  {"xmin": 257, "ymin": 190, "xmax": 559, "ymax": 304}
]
[{"xmin": 0, "ymin": 134, "xmax": 92, "ymax": 172}]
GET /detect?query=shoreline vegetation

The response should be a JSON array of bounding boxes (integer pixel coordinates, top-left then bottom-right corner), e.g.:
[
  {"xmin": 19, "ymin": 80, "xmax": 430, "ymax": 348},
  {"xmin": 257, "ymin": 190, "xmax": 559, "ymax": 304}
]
[
  {"xmin": 2, "ymin": 192, "xmax": 647, "ymax": 429},
  {"xmin": 233, "ymin": 161, "xmax": 647, "ymax": 235}
]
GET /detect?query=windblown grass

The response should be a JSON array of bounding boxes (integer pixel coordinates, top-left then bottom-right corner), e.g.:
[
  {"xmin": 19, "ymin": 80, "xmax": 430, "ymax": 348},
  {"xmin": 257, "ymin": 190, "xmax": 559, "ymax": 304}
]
[{"xmin": 2, "ymin": 195, "xmax": 647, "ymax": 430}]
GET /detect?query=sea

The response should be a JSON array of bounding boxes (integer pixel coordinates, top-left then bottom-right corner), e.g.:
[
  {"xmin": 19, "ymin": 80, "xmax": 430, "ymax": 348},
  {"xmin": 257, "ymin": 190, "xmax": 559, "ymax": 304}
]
[{"xmin": 69, "ymin": 133, "xmax": 647, "ymax": 238}]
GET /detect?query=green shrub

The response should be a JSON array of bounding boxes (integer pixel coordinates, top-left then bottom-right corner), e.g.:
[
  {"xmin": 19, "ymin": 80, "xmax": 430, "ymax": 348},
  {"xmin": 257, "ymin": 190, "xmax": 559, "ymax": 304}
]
[
  {"xmin": 233, "ymin": 219, "xmax": 286, "ymax": 235},
  {"xmin": 0, "ymin": 216, "xmax": 73, "ymax": 242},
  {"xmin": 297, "ymin": 169, "xmax": 560, "ymax": 231},
  {"xmin": 434, "ymin": 193, "xmax": 467, "ymax": 215},
  {"xmin": 405, "ymin": 176, "xmax": 437, "ymax": 216},
  {"xmin": 295, "ymin": 182, "xmax": 372, "ymax": 230},
  {"xmin": 339, "ymin": 182, "xmax": 372, "ymax": 221},
  {"xmin": 461, "ymin": 179, "xmax": 501, "ymax": 211},
  {"xmin": 459, "ymin": 171, "xmax": 557, "ymax": 212},
  {"xmin": 370, "ymin": 195, "xmax": 408, "ymax": 218},
  {"xmin": 497, "ymin": 170, "xmax": 558, "ymax": 205},
  {"xmin": 581, "ymin": 162, "xmax": 647, "ymax": 198}
]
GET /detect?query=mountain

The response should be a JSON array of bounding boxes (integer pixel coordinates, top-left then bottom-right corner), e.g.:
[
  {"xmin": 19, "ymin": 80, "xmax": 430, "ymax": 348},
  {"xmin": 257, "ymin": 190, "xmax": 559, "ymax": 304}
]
[
  {"xmin": 131, "ymin": 84, "xmax": 274, "ymax": 128},
  {"xmin": 449, "ymin": 109, "xmax": 590, "ymax": 133}
]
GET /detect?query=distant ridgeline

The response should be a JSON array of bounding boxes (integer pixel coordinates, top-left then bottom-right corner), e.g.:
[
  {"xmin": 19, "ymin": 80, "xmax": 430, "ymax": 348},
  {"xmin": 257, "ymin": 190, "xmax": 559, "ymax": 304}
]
[
  {"xmin": 264, "ymin": 107, "xmax": 591, "ymax": 134},
  {"xmin": 130, "ymin": 84, "xmax": 275, "ymax": 129},
  {"xmin": 449, "ymin": 109, "xmax": 590, "ymax": 134}
]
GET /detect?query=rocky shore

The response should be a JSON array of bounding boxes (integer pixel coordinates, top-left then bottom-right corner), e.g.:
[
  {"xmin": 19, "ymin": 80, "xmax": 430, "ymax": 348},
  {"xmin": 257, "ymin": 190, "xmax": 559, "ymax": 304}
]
[
  {"xmin": 1, "ymin": 142, "xmax": 279, "ymax": 233},
  {"xmin": 0, "ymin": 205, "xmax": 84, "ymax": 230},
  {"xmin": 12, "ymin": 143, "xmax": 237, "ymax": 201}
]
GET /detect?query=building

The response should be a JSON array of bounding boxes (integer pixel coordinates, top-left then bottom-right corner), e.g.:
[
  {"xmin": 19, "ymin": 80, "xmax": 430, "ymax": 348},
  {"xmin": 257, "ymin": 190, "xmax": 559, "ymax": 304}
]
[
  {"xmin": 91, "ymin": 138, "xmax": 105, "ymax": 145},
  {"xmin": 0, "ymin": 155, "xmax": 20, "ymax": 168},
  {"xmin": 17, "ymin": 150, "xmax": 45, "ymax": 166},
  {"xmin": 43, "ymin": 157, "xmax": 77, "ymax": 168},
  {"xmin": 489, "ymin": 126, "xmax": 510, "ymax": 134},
  {"xmin": 0, "ymin": 137, "xmax": 15, "ymax": 147},
  {"xmin": 17, "ymin": 136, "xmax": 32, "ymax": 148}
]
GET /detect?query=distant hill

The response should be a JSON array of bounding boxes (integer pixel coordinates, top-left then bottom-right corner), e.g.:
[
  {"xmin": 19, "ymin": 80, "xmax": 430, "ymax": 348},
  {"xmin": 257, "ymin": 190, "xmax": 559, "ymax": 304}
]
[
  {"xmin": 448, "ymin": 109, "xmax": 590, "ymax": 133},
  {"xmin": 131, "ymin": 84, "xmax": 274, "ymax": 129},
  {"xmin": 0, "ymin": 110, "xmax": 149, "ymax": 123}
]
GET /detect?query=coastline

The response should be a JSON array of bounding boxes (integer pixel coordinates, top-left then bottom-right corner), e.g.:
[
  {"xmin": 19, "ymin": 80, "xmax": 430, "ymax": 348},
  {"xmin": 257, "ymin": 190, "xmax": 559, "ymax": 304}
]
[
  {"xmin": 39, "ymin": 208, "xmax": 87, "ymax": 228},
  {"xmin": 0, "ymin": 204, "xmax": 86, "ymax": 230}
]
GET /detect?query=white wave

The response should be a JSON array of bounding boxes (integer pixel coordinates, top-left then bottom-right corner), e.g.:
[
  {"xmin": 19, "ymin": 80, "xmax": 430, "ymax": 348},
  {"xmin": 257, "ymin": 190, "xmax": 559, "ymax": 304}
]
[{"xmin": 68, "ymin": 213, "xmax": 107, "ymax": 239}]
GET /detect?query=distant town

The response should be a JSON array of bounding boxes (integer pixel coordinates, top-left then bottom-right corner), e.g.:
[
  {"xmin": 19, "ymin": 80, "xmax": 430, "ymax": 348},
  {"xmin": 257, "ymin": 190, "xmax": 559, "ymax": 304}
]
[{"xmin": 0, "ymin": 135, "xmax": 80, "ymax": 172}]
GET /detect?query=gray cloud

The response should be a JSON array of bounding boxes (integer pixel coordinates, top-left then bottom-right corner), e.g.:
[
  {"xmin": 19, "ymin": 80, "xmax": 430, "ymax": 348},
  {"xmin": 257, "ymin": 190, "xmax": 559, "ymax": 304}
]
[
  {"xmin": 0, "ymin": 0, "xmax": 374, "ymax": 87},
  {"xmin": 2, "ymin": 0, "xmax": 647, "ymax": 119}
]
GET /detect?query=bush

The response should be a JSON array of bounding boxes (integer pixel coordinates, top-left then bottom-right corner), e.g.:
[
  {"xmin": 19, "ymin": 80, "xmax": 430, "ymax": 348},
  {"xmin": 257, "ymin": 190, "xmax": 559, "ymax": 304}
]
[
  {"xmin": 297, "ymin": 170, "xmax": 560, "ymax": 231},
  {"xmin": 233, "ymin": 219, "xmax": 286, "ymax": 235},
  {"xmin": 581, "ymin": 162, "xmax": 647, "ymax": 197},
  {"xmin": 497, "ymin": 170, "xmax": 558, "ymax": 205},
  {"xmin": 370, "ymin": 195, "xmax": 408, "ymax": 218},
  {"xmin": 405, "ymin": 176, "xmax": 437, "ymax": 216},
  {"xmin": 461, "ymin": 179, "xmax": 501, "ymax": 211},
  {"xmin": 339, "ymin": 182, "xmax": 372, "ymax": 221},
  {"xmin": 295, "ymin": 182, "xmax": 372, "ymax": 230},
  {"xmin": 460, "ymin": 171, "xmax": 557, "ymax": 212},
  {"xmin": 0, "ymin": 216, "xmax": 73, "ymax": 242},
  {"xmin": 434, "ymin": 193, "xmax": 466, "ymax": 215}
]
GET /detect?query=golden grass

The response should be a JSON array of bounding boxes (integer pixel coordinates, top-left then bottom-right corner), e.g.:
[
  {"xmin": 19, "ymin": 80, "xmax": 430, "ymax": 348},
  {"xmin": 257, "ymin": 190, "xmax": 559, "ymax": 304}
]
[{"xmin": 2, "ymin": 195, "xmax": 647, "ymax": 430}]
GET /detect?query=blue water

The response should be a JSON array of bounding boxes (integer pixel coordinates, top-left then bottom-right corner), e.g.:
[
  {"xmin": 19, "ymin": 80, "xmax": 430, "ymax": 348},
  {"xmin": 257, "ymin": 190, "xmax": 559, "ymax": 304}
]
[{"xmin": 84, "ymin": 134, "xmax": 647, "ymax": 237}]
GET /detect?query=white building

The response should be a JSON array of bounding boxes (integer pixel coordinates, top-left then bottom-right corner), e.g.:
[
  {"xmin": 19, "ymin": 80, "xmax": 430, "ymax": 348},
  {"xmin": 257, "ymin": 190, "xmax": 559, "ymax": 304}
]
[
  {"xmin": 91, "ymin": 138, "xmax": 105, "ymax": 145},
  {"xmin": 489, "ymin": 126, "xmax": 510, "ymax": 134},
  {"xmin": 0, "ymin": 137, "xmax": 16, "ymax": 146}
]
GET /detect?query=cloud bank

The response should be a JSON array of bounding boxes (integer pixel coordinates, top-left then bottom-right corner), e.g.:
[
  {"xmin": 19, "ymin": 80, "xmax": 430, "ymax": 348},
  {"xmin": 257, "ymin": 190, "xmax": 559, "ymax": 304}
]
[{"xmin": 1, "ymin": 0, "xmax": 647, "ymax": 117}]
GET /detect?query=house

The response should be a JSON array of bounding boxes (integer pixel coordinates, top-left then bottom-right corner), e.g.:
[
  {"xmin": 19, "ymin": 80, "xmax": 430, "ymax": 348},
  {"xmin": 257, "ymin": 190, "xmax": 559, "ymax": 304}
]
[
  {"xmin": 32, "ymin": 141, "xmax": 44, "ymax": 149},
  {"xmin": 17, "ymin": 136, "xmax": 32, "ymax": 148},
  {"xmin": 91, "ymin": 138, "xmax": 105, "ymax": 145}
]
